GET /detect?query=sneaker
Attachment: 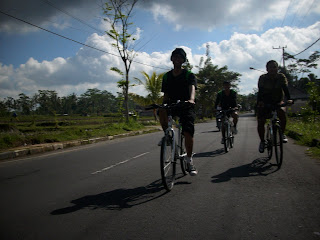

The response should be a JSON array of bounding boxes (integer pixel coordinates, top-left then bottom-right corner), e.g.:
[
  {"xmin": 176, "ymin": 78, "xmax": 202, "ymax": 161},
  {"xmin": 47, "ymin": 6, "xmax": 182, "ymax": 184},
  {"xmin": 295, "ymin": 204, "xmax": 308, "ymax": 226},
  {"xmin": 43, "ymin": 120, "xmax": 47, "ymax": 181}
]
[
  {"xmin": 187, "ymin": 162, "xmax": 198, "ymax": 176},
  {"xmin": 259, "ymin": 141, "xmax": 265, "ymax": 153},
  {"xmin": 221, "ymin": 138, "xmax": 225, "ymax": 144},
  {"xmin": 157, "ymin": 139, "xmax": 162, "ymax": 146},
  {"xmin": 283, "ymin": 135, "xmax": 288, "ymax": 143}
]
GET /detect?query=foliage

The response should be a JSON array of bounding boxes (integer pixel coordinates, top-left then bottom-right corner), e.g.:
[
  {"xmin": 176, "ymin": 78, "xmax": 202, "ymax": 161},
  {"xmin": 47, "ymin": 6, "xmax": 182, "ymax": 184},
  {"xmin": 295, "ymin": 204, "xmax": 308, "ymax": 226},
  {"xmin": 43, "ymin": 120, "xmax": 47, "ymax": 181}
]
[
  {"xmin": 285, "ymin": 51, "xmax": 320, "ymax": 76},
  {"xmin": 131, "ymin": 71, "xmax": 164, "ymax": 121},
  {"xmin": 0, "ymin": 115, "xmax": 152, "ymax": 151},
  {"xmin": 286, "ymin": 117, "xmax": 320, "ymax": 159}
]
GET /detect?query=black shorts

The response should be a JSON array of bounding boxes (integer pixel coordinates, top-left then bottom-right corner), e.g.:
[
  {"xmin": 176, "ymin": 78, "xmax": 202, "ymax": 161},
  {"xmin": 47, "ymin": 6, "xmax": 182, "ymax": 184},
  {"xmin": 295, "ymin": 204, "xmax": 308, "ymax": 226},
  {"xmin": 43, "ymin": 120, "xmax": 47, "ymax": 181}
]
[
  {"xmin": 172, "ymin": 106, "xmax": 196, "ymax": 137},
  {"xmin": 257, "ymin": 106, "xmax": 284, "ymax": 120}
]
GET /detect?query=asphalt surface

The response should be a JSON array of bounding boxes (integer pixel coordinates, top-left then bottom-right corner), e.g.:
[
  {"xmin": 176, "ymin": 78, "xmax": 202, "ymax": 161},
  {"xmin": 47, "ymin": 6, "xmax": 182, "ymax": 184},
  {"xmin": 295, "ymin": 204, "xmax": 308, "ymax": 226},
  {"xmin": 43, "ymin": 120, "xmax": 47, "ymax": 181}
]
[{"xmin": 0, "ymin": 113, "xmax": 319, "ymax": 240}]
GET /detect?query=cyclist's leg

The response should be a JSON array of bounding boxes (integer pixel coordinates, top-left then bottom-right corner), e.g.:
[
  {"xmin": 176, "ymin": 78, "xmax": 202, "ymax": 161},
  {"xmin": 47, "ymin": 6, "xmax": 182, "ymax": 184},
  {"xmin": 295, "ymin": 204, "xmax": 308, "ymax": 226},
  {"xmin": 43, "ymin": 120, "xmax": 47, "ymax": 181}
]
[
  {"xmin": 277, "ymin": 108, "xmax": 286, "ymax": 133},
  {"xmin": 184, "ymin": 132, "xmax": 193, "ymax": 158},
  {"xmin": 179, "ymin": 107, "xmax": 197, "ymax": 175},
  {"xmin": 231, "ymin": 111, "xmax": 238, "ymax": 127},
  {"xmin": 159, "ymin": 108, "xmax": 168, "ymax": 132},
  {"xmin": 257, "ymin": 107, "xmax": 267, "ymax": 142}
]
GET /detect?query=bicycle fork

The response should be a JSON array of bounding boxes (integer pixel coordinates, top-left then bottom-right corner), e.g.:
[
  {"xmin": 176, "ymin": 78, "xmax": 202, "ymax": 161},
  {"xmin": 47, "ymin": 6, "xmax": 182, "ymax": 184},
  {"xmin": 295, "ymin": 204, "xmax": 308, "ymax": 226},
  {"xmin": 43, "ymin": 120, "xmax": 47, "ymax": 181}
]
[{"xmin": 165, "ymin": 116, "xmax": 176, "ymax": 162}]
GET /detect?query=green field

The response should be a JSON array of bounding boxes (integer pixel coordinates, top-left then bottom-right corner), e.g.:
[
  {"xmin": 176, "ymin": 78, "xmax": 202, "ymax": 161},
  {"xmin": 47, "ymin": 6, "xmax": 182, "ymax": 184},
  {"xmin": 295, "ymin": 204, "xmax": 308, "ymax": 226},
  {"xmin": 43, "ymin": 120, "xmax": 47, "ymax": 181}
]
[{"xmin": 0, "ymin": 114, "xmax": 157, "ymax": 151}]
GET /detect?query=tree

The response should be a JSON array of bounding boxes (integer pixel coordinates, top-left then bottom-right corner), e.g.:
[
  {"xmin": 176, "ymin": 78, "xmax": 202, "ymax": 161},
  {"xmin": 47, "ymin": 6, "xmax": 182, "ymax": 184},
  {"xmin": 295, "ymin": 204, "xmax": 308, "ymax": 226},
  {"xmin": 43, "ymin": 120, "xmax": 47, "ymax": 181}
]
[
  {"xmin": 35, "ymin": 90, "xmax": 60, "ymax": 115},
  {"xmin": 132, "ymin": 71, "xmax": 164, "ymax": 121},
  {"xmin": 16, "ymin": 93, "xmax": 35, "ymax": 115},
  {"xmin": 103, "ymin": 0, "xmax": 139, "ymax": 122},
  {"xmin": 61, "ymin": 93, "xmax": 78, "ymax": 115},
  {"xmin": 285, "ymin": 51, "xmax": 320, "ymax": 77}
]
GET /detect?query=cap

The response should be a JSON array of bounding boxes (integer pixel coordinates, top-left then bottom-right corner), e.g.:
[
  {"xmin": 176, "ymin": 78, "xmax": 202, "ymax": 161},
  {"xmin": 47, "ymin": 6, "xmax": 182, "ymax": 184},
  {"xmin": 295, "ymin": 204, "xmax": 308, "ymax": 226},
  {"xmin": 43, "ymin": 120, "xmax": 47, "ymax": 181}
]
[{"xmin": 170, "ymin": 48, "xmax": 186, "ymax": 62}]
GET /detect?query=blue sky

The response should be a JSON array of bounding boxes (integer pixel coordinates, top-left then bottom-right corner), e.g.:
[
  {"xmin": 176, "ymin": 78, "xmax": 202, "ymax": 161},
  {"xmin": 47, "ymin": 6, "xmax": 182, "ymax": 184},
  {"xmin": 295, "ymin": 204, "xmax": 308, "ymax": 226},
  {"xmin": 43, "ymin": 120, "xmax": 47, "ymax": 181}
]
[{"xmin": 0, "ymin": 0, "xmax": 320, "ymax": 99}]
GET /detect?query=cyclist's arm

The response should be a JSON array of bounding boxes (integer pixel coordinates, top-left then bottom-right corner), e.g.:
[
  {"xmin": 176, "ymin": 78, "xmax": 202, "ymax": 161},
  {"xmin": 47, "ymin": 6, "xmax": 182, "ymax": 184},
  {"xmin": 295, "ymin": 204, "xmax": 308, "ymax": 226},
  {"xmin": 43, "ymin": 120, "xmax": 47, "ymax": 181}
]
[
  {"xmin": 215, "ymin": 92, "xmax": 221, "ymax": 109},
  {"xmin": 232, "ymin": 90, "xmax": 238, "ymax": 108},
  {"xmin": 257, "ymin": 76, "xmax": 265, "ymax": 107},
  {"xmin": 282, "ymin": 84, "xmax": 291, "ymax": 101},
  {"xmin": 188, "ymin": 85, "xmax": 196, "ymax": 104},
  {"xmin": 163, "ymin": 92, "xmax": 170, "ymax": 104}
]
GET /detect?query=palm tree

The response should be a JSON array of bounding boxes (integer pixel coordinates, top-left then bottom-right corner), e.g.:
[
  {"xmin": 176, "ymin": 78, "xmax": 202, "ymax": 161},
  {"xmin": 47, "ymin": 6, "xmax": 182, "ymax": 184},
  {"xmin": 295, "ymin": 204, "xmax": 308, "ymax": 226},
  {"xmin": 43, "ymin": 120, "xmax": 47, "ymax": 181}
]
[{"xmin": 132, "ymin": 71, "xmax": 164, "ymax": 121}]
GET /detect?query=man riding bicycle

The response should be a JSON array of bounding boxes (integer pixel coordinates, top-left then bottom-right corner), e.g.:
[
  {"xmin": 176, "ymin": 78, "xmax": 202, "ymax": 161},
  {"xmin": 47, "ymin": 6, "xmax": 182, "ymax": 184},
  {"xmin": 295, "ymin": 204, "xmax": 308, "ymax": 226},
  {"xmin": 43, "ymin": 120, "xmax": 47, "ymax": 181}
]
[
  {"xmin": 257, "ymin": 60, "xmax": 293, "ymax": 153},
  {"xmin": 215, "ymin": 80, "xmax": 239, "ymax": 144},
  {"xmin": 159, "ymin": 48, "xmax": 198, "ymax": 176}
]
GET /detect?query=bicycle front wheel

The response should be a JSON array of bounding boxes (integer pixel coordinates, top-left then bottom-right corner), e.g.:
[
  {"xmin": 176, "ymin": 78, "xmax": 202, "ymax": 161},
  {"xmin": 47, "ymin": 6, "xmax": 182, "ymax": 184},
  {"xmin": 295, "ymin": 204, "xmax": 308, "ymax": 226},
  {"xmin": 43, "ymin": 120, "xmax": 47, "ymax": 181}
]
[
  {"xmin": 223, "ymin": 124, "xmax": 229, "ymax": 153},
  {"xmin": 266, "ymin": 124, "xmax": 273, "ymax": 160},
  {"xmin": 179, "ymin": 134, "xmax": 187, "ymax": 175},
  {"xmin": 160, "ymin": 136, "xmax": 176, "ymax": 191},
  {"xmin": 229, "ymin": 124, "xmax": 234, "ymax": 148},
  {"xmin": 273, "ymin": 124, "xmax": 283, "ymax": 168}
]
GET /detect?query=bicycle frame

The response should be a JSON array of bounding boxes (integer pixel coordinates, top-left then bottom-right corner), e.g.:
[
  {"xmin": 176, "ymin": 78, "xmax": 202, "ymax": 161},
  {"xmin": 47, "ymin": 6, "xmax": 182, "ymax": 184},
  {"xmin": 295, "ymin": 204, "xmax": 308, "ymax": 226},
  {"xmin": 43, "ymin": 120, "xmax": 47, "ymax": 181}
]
[
  {"xmin": 220, "ymin": 109, "xmax": 235, "ymax": 153},
  {"xmin": 265, "ymin": 103, "xmax": 286, "ymax": 167},
  {"xmin": 165, "ymin": 115, "xmax": 185, "ymax": 161}
]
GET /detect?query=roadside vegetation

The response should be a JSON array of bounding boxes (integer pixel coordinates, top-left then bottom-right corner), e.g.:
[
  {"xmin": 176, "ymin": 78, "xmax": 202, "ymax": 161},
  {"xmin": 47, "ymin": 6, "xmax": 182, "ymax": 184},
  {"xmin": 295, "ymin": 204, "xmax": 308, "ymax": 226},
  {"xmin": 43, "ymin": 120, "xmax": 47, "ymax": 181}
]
[
  {"xmin": 286, "ymin": 112, "xmax": 320, "ymax": 159},
  {"xmin": 0, "ymin": 115, "xmax": 156, "ymax": 151}
]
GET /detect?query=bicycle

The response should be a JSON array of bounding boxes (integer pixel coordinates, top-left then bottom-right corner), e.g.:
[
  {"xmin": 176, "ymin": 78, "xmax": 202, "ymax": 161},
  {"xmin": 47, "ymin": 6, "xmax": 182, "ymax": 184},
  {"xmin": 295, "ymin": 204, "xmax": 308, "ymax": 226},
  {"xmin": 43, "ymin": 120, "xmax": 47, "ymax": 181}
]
[
  {"xmin": 146, "ymin": 101, "xmax": 191, "ymax": 191},
  {"xmin": 264, "ymin": 102, "xmax": 292, "ymax": 168},
  {"xmin": 219, "ymin": 108, "xmax": 236, "ymax": 153}
]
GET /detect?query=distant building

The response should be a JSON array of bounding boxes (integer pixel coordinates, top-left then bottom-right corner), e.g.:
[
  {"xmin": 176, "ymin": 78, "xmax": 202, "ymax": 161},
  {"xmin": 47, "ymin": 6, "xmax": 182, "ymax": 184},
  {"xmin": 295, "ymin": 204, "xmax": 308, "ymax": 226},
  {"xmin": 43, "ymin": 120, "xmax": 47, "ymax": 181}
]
[{"xmin": 287, "ymin": 84, "xmax": 309, "ymax": 113}]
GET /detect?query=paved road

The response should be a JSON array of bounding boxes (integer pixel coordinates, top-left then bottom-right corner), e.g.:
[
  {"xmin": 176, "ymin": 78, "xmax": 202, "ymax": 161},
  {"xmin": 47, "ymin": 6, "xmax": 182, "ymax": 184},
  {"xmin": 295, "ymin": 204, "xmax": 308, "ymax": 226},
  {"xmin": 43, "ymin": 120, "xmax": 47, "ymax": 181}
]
[{"xmin": 1, "ymin": 114, "xmax": 319, "ymax": 240}]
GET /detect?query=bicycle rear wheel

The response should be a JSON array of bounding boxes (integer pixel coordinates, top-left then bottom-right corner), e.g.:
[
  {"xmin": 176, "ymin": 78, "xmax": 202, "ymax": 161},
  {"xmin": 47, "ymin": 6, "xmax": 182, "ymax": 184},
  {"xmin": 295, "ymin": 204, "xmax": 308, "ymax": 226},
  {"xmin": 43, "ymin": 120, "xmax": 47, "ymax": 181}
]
[
  {"xmin": 160, "ymin": 136, "xmax": 176, "ymax": 191},
  {"xmin": 266, "ymin": 124, "xmax": 273, "ymax": 160},
  {"xmin": 179, "ymin": 134, "xmax": 187, "ymax": 175},
  {"xmin": 273, "ymin": 124, "xmax": 283, "ymax": 168}
]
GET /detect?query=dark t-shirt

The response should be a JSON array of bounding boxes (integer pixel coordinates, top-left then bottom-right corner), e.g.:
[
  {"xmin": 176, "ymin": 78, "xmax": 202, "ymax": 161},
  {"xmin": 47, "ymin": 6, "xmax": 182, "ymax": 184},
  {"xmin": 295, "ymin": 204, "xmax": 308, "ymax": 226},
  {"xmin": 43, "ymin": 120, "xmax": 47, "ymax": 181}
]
[
  {"xmin": 215, "ymin": 89, "xmax": 237, "ymax": 110},
  {"xmin": 257, "ymin": 73, "xmax": 288, "ymax": 104},
  {"xmin": 161, "ymin": 69, "xmax": 197, "ymax": 103}
]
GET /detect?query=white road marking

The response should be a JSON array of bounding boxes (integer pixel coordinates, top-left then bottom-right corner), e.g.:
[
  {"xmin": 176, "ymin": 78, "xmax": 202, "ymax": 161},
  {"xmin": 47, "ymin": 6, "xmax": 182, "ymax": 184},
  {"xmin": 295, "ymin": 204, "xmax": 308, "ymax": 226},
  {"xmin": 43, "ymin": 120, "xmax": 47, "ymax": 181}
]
[{"xmin": 91, "ymin": 152, "xmax": 150, "ymax": 175}]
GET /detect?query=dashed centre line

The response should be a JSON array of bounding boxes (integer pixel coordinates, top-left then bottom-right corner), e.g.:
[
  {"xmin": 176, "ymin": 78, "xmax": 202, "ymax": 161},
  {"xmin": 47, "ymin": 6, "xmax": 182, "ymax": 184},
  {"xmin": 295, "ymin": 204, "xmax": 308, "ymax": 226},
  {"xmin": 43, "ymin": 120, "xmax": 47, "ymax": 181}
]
[{"xmin": 91, "ymin": 152, "xmax": 150, "ymax": 175}]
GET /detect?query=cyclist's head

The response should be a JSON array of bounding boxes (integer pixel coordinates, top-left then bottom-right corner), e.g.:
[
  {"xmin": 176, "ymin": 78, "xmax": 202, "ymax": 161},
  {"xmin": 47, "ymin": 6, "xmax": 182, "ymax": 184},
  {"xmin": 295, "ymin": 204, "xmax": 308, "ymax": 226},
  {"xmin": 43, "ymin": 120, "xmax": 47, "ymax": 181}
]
[
  {"xmin": 266, "ymin": 60, "xmax": 279, "ymax": 75},
  {"xmin": 223, "ymin": 80, "xmax": 231, "ymax": 85},
  {"xmin": 171, "ymin": 48, "xmax": 186, "ymax": 63},
  {"xmin": 223, "ymin": 81, "xmax": 231, "ymax": 90}
]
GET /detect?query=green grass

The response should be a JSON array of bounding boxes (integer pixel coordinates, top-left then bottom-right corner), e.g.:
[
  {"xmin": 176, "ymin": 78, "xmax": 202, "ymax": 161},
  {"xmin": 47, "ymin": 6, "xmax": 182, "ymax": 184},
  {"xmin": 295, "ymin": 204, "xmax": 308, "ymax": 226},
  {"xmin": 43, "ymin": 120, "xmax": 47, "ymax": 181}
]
[
  {"xmin": 286, "ymin": 117, "xmax": 320, "ymax": 159},
  {"xmin": 0, "ymin": 115, "xmax": 156, "ymax": 151}
]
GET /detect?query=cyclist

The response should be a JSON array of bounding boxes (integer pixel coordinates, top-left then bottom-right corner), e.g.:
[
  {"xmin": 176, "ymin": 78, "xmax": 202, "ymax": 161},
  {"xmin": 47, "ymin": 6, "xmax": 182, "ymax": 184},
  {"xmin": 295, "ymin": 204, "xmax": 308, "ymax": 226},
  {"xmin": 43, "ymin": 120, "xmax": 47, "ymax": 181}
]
[
  {"xmin": 159, "ymin": 48, "xmax": 198, "ymax": 176},
  {"xmin": 215, "ymin": 80, "xmax": 239, "ymax": 144},
  {"xmin": 257, "ymin": 60, "xmax": 293, "ymax": 153}
]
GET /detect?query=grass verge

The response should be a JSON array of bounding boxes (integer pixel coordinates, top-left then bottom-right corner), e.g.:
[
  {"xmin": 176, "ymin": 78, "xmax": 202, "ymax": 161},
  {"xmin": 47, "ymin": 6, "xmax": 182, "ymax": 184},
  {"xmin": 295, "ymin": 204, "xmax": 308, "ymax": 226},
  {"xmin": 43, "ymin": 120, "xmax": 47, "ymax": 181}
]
[
  {"xmin": 286, "ymin": 118, "xmax": 320, "ymax": 159},
  {"xmin": 0, "ymin": 117, "xmax": 158, "ymax": 152}
]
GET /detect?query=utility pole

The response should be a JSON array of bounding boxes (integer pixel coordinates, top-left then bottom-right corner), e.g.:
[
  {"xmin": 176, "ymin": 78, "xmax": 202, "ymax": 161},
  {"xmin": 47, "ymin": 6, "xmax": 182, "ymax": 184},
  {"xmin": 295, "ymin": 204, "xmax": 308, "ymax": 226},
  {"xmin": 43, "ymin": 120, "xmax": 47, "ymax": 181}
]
[{"xmin": 273, "ymin": 46, "xmax": 287, "ymax": 69}]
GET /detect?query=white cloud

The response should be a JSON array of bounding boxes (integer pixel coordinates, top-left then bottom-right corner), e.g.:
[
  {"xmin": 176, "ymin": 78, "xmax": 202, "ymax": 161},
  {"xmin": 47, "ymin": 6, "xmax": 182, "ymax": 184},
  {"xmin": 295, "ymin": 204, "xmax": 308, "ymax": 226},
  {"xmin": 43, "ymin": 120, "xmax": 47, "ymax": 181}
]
[
  {"xmin": 139, "ymin": 0, "xmax": 320, "ymax": 31},
  {"xmin": 204, "ymin": 21, "xmax": 320, "ymax": 94},
  {"xmin": 1, "ymin": 16, "xmax": 319, "ymax": 99}
]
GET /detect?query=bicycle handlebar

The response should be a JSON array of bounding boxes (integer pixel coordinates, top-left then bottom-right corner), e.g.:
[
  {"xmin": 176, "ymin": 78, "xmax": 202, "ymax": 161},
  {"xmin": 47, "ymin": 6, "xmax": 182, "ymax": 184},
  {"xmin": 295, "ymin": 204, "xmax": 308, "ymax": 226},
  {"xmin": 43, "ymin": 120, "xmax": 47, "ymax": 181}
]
[
  {"xmin": 145, "ymin": 101, "xmax": 194, "ymax": 110},
  {"xmin": 264, "ymin": 100, "xmax": 294, "ymax": 110}
]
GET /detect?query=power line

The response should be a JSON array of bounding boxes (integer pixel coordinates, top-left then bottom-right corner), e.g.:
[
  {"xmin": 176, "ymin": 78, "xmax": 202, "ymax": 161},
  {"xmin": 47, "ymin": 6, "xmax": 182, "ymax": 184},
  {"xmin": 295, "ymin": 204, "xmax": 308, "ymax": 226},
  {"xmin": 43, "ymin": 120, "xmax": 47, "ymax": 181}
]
[
  {"xmin": 0, "ymin": 10, "xmax": 170, "ymax": 71},
  {"xmin": 293, "ymin": 37, "xmax": 320, "ymax": 57},
  {"xmin": 281, "ymin": 0, "xmax": 293, "ymax": 27},
  {"xmin": 296, "ymin": 0, "xmax": 315, "ymax": 27},
  {"xmin": 40, "ymin": 0, "xmax": 105, "ymax": 35}
]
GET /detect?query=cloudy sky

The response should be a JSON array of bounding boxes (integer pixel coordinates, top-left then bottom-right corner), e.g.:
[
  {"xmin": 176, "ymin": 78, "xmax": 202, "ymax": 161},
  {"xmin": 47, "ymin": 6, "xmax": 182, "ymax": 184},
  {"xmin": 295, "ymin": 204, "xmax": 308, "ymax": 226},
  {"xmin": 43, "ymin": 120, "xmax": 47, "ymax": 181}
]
[{"xmin": 0, "ymin": 0, "xmax": 319, "ymax": 99}]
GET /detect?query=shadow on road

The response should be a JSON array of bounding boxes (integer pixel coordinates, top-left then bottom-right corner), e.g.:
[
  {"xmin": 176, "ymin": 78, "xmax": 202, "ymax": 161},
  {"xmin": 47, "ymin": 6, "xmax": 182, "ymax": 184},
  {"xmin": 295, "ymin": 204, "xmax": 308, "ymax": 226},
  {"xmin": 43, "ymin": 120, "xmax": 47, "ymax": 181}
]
[
  {"xmin": 51, "ymin": 179, "xmax": 166, "ymax": 215},
  {"xmin": 193, "ymin": 148, "xmax": 225, "ymax": 158},
  {"xmin": 211, "ymin": 157, "xmax": 279, "ymax": 183},
  {"xmin": 201, "ymin": 130, "xmax": 220, "ymax": 133}
]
